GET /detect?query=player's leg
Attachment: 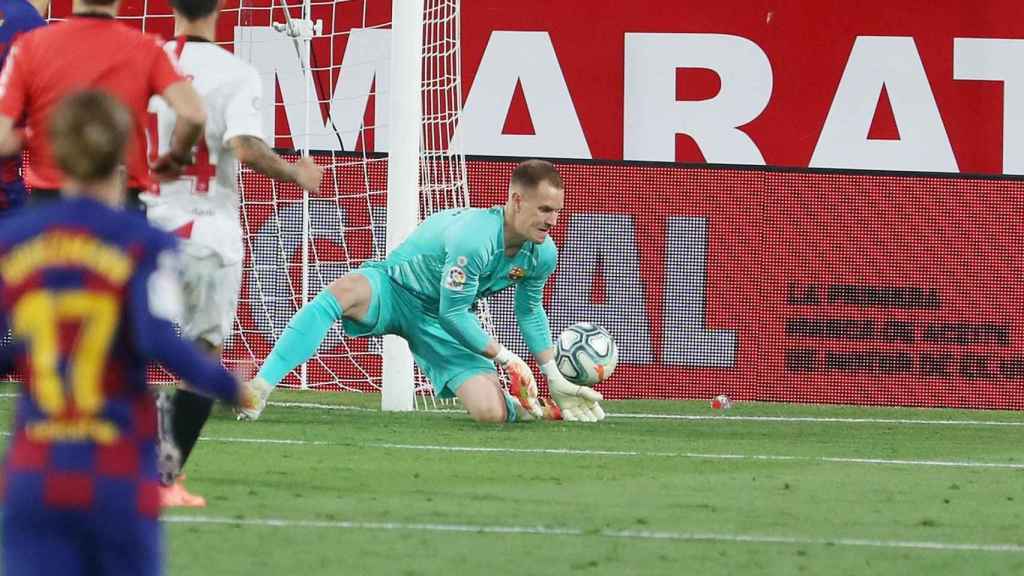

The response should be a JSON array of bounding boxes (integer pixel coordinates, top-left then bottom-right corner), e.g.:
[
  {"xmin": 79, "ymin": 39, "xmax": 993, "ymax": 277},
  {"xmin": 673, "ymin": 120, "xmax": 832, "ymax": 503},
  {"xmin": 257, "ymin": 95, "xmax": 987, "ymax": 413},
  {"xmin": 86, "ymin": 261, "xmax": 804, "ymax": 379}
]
[
  {"xmin": 161, "ymin": 252, "xmax": 239, "ymax": 507},
  {"xmin": 94, "ymin": 513, "xmax": 161, "ymax": 576},
  {"xmin": 254, "ymin": 273, "xmax": 370, "ymax": 386},
  {"xmin": 401, "ymin": 316, "xmax": 525, "ymax": 424},
  {"xmin": 242, "ymin": 271, "xmax": 382, "ymax": 420},
  {"xmin": 2, "ymin": 500, "xmax": 86, "ymax": 576},
  {"xmin": 159, "ymin": 338, "xmax": 217, "ymax": 508},
  {"xmin": 454, "ymin": 373, "xmax": 510, "ymax": 423},
  {"xmin": 171, "ymin": 340, "xmax": 218, "ymax": 468}
]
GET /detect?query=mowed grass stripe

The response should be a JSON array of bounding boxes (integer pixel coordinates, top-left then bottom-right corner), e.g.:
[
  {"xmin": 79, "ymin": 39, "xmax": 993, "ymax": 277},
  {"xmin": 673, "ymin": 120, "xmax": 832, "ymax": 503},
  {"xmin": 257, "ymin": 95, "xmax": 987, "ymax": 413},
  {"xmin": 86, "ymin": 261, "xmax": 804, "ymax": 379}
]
[
  {"xmin": 186, "ymin": 435, "xmax": 1024, "ymax": 470},
  {"xmin": 164, "ymin": 514, "xmax": 1024, "ymax": 554},
  {"xmin": 266, "ymin": 400, "xmax": 1024, "ymax": 427}
]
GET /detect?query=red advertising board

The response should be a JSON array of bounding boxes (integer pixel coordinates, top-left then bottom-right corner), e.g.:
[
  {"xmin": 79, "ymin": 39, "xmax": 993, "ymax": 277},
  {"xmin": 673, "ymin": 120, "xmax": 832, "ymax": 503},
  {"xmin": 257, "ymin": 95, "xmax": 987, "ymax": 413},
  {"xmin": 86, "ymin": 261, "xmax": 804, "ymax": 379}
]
[
  {"xmin": 469, "ymin": 160, "xmax": 1024, "ymax": 409},
  {"xmin": 223, "ymin": 156, "xmax": 1024, "ymax": 410}
]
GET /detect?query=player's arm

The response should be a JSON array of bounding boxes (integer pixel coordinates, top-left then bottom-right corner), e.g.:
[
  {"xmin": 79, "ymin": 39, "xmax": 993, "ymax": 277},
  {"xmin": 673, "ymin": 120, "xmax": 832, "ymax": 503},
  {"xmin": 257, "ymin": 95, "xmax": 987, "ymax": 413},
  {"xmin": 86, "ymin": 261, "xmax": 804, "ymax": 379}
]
[
  {"xmin": 148, "ymin": 41, "xmax": 205, "ymax": 179},
  {"xmin": 514, "ymin": 244, "xmax": 604, "ymax": 422},
  {"xmin": 158, "ymin": 81, "xmax": 205, "ymax": 164},
  {"xmin": 128, "ymin": 246, "xmax": 245, "ymax": 405},
  {"xmin": 0, "ymin": 115, "xmax": 19, "ymax": 156},
  {"xmin": 437, "ymin": 226, "xmax": 542, "ymax": 417},
  {"xmin": 0, "ymin": 40, "xmax": 30, "ymax": 155},
  {"xmin": 228, "ymin": 135, "xmax": 321, "ymax": 192},
  {"xmin": 224, "ymin": 67, "xmax": 322, "ymax": 192},
  {"xmin": 513, "ymin": 244, "xmax": 556, "ymax": 361},
  {"xmin": 437, "ymin": 224, "xmax": 525, "ymax": 361},
  {"xmin": 436, "ymin": 240, "xmax": 492, "ymax": 354}
]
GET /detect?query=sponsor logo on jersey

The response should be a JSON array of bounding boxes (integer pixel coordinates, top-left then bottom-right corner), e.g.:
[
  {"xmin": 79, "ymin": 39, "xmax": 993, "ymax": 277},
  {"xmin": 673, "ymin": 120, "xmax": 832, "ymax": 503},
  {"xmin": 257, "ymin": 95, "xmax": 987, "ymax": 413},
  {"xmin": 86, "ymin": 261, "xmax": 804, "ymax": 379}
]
[
  {"xmin": 445, "ymin": 266, "xmax": 466, "ymax": 291},
  {"xmin": 508, "ymin": 266, "xmax": 526, "ymax": 281}
]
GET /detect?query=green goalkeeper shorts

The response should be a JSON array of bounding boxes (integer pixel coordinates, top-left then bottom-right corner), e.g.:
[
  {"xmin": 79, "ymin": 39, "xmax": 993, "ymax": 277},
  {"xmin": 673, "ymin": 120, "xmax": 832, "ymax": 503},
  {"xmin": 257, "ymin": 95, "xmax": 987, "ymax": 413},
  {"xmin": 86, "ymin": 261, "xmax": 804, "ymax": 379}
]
[{"xmin": 342, "ymin": 267, "xmax": 495, "ymax": 398}]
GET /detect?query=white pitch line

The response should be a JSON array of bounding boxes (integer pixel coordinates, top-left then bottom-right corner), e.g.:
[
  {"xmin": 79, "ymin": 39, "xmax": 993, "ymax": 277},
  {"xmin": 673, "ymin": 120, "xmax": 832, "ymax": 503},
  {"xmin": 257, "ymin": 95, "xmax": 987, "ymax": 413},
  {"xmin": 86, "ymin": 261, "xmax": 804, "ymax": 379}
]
[
  {"xmin": 162, "ymin": 514, "xmax": 1024, "ymax": 554},
  {"xmin": 16, "ymin": 426, "xmax": 1012, "ymax": 470},
  {"xmin": 612, "ymin": 413, "xmax": 1024, "ymax": 427},
  {"xmin": 267, "ymin": 401, "xmax": 375, "ymax": 412},
  {"xmin": 201, "ymin": 436, "xmax": 331, "ymax": 446},
  {"xmin": 3, "ymin": 394, "xmax": 1024, "ymax": 427},
  {"xmin": 373, "ymin": 443, "xmax": 1024, "ymax": 470}
]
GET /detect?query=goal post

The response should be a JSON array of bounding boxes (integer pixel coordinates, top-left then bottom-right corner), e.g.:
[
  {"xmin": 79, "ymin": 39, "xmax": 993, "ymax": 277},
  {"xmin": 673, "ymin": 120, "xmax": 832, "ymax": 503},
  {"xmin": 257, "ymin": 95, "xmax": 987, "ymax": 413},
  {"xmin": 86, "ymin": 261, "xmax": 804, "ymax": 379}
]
[
  {"xmin": 51, "ymin": 0, "xmax": 484, "ymax": 408},
  {"xmin": 381, "ymin": 0, "xmax": 423, "ymax": 411}
]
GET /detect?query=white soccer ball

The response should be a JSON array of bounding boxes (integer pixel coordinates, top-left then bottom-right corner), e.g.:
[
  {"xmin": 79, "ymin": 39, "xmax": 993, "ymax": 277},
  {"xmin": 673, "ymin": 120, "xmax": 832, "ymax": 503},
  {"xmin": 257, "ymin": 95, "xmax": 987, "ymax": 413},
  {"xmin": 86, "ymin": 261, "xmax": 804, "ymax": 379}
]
[{"xmin": 555, "ymin": 322, "xmax": 619, "ymax": 386}]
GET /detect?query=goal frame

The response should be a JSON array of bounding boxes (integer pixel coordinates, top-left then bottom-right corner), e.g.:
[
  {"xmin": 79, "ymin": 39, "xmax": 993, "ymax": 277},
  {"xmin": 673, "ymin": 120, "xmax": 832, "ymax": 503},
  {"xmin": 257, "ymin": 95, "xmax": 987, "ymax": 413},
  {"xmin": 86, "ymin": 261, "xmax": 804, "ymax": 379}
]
[{"xmin": 380, "ymin": 0, "xmax": 423, "ymax": 411}]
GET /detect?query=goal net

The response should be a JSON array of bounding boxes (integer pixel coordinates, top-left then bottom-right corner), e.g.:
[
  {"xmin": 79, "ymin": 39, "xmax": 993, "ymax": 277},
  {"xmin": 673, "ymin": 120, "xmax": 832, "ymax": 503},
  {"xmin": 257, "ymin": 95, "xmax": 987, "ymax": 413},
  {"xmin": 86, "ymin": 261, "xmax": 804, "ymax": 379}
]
[{"xmin": 83, "ymin": 0, "xmax": 480, "ymax": 409}]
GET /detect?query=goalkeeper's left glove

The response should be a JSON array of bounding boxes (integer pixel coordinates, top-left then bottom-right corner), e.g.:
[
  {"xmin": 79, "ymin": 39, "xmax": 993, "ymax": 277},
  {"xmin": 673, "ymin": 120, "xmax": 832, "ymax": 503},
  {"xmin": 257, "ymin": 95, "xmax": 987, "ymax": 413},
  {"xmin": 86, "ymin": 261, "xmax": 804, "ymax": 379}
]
[
  {"xmin": 495, "ymin": 345, "xmax": 543, "ymax": 419},
  {"xmin": 539, "ymin": 360, "xmax": 606, "ymax": 423}
]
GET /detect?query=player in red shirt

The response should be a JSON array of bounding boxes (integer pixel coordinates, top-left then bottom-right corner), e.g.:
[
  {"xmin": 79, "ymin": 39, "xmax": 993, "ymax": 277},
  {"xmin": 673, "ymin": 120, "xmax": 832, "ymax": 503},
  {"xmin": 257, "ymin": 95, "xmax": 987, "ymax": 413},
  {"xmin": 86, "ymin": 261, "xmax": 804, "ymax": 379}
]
[{"xmin": 0, "ymin": 0, "xmax": 206, "ymax": 209}]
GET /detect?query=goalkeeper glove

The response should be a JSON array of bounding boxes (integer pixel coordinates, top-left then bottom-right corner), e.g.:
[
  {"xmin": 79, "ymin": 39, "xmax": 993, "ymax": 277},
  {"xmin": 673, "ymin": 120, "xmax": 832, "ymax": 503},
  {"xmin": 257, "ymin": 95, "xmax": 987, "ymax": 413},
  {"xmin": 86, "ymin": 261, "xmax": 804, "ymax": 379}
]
[
  {"xmin": 495, "ymin": 345, "xmax": 543, "ymax": 419},
  {"xmin": 539, "ymin": 360, "xmax": 606, "ymax": 423}
]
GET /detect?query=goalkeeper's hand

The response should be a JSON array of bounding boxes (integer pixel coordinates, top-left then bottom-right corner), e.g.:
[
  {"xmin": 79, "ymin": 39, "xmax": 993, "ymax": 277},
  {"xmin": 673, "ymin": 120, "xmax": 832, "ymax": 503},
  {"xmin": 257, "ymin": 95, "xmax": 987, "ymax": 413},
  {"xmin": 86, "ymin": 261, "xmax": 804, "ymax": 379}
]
[
  {"xmin": 539, "ymin": 360, "xmax": 606, "ymax": 422},
  {"xmin": 495, "ymin": 346, "xmax": 543, "ymax": 419}
]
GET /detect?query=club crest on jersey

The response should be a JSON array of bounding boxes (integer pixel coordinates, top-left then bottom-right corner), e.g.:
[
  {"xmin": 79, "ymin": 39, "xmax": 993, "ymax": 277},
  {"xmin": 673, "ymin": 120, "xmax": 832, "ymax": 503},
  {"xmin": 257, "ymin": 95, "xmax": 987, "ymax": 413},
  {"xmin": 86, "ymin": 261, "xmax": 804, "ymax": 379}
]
[
  {"xmin": 508, "ymin": 266, "xmax": 526, "ymax": 281},
  {"xmin": 445, "ymin": 266, "xmax": 466, "ymax": 291}
]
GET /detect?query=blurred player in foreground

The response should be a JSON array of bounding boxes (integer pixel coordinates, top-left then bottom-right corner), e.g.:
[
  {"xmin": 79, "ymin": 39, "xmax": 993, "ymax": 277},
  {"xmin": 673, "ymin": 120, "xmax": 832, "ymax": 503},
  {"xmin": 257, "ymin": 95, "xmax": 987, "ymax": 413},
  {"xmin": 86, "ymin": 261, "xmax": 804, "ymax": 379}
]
[
  {"xmin": 242, "ymin": 159, "xmax": 605, "ymax": 423},
  {"xmin": 142, "ymin": 0, "xmax": 323, "ymax": 506},
  {"xmin": 0, "ymin": 90, "xmax": 250, "ymax": 576}
]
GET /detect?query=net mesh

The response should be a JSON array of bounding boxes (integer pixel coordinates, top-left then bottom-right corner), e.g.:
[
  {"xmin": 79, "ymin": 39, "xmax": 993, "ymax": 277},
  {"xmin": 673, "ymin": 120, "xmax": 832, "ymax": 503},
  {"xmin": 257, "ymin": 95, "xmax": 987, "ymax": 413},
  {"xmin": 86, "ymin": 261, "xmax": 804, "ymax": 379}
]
[
  {"xmin": 226, "ymin": 0, "xmax": 394, "ymax": 394},
  {"xmin": 26, "ymin": 0, "xmax": 472, "ymax": 401}
]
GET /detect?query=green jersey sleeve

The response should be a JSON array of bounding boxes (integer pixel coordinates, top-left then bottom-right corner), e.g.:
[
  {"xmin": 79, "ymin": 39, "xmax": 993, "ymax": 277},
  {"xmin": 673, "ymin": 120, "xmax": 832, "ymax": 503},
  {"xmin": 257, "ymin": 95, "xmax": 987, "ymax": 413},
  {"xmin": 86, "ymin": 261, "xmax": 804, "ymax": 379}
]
[
  {"xmin": 436, "ymin": 215, "xmax": 496, "ymax": 355},
  {"xmin": 515, "ymin": 238, "xmax": 557, "ymax": 356}
]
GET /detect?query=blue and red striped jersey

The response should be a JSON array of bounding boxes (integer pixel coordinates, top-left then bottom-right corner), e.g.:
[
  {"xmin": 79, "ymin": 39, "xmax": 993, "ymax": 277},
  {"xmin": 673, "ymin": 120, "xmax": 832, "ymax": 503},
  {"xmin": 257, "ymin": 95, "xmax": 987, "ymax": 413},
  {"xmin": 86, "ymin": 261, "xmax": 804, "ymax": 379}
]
[
  {"xmin": 0, "ymin": 0, "xmax": 45, "ymax": 56},
  {"xmin": 0, "ymin": 197, "xmax": 238, "ymax": 516},
  {"xmin": 0, "ymin": 0, "xmax": 43, "ymax": 212}
]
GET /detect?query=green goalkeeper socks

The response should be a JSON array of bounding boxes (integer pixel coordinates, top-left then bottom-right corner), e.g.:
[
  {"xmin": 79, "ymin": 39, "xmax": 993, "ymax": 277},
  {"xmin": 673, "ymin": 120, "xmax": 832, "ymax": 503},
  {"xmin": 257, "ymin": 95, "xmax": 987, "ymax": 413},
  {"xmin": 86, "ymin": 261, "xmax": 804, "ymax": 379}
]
[{"xmin": 257, "ymin": 290, "xmax": 344, "ymax": 387}]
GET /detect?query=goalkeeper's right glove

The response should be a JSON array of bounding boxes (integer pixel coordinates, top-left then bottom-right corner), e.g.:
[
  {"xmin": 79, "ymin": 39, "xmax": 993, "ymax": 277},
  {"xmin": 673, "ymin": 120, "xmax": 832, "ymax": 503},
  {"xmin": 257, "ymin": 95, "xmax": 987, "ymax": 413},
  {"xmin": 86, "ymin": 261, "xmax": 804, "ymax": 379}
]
[
  {"xmin": 495, "ymin": 345, "xmax": 543, "ymax": 419},
  {"xmin": 539, "ymin": 360, "xmax": 606, "ymax": 422}
]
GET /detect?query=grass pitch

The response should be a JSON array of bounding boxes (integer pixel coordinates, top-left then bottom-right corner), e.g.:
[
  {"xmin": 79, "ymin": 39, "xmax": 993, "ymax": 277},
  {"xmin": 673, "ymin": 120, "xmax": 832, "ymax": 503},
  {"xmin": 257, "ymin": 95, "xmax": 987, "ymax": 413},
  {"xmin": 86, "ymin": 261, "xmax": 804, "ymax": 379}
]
[{"xmin": 3, "ymin": 385, "xmax": 1024, "ymax": 575}]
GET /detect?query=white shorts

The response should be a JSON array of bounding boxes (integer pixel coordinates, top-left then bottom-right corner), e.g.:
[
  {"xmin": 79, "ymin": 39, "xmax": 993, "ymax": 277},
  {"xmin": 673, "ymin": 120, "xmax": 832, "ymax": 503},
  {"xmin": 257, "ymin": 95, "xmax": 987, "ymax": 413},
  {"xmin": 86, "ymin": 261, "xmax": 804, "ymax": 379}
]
[{"xmin": 179, "ymin": 247, "xmax": 243, "ymax": 347}]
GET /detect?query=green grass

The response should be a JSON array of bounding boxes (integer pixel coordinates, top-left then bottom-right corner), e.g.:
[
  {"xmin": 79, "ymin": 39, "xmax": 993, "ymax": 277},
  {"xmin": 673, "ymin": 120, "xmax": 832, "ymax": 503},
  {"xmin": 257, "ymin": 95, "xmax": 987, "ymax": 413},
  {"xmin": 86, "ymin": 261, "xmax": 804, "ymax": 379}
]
[{"xmin": 3, "ymin": 384, "xmax": 1024, "ymax": 575}]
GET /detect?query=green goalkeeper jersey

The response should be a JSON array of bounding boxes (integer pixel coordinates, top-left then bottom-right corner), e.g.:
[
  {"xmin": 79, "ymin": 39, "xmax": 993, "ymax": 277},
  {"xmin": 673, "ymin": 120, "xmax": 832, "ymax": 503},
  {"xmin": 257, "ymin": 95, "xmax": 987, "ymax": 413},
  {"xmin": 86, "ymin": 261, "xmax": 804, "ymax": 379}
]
[{"xmin": 363, "ymin": 206, "xmax": 556, "ymax": 357}]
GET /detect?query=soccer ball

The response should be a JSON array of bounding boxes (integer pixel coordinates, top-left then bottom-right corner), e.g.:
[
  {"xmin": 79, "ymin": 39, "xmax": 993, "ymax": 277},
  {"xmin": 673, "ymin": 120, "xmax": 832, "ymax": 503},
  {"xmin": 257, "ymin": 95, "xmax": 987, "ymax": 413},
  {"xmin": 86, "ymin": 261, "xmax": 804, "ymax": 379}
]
[{"xmin": 555, "ymin": 322, "xmax": 619, "ymax": 386}]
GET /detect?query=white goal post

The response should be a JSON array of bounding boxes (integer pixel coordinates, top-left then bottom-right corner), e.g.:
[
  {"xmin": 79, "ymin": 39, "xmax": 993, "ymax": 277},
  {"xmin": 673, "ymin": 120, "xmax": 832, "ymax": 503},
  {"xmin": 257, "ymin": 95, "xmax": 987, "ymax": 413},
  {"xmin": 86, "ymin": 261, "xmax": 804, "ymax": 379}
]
[{"xmin": 381, "ymin": 0, "xmax": 423, "ymax": 411}]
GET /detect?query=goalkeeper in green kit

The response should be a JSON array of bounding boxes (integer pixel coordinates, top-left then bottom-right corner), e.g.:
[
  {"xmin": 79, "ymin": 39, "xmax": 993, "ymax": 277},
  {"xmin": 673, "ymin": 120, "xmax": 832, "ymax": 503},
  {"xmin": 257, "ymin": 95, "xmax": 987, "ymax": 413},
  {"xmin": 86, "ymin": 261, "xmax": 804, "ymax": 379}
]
[{"xmin": 240, "ymin": 159, "xmax": 605, "ymax": 423}]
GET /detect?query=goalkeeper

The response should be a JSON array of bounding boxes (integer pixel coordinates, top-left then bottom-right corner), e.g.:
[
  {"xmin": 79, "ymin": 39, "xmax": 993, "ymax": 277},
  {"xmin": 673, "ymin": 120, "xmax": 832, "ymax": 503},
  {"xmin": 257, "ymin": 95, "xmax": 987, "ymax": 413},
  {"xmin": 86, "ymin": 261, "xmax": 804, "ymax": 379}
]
[{"xmin": 242, "ymin": 159, "xmax": 604, "ymax": 423}]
